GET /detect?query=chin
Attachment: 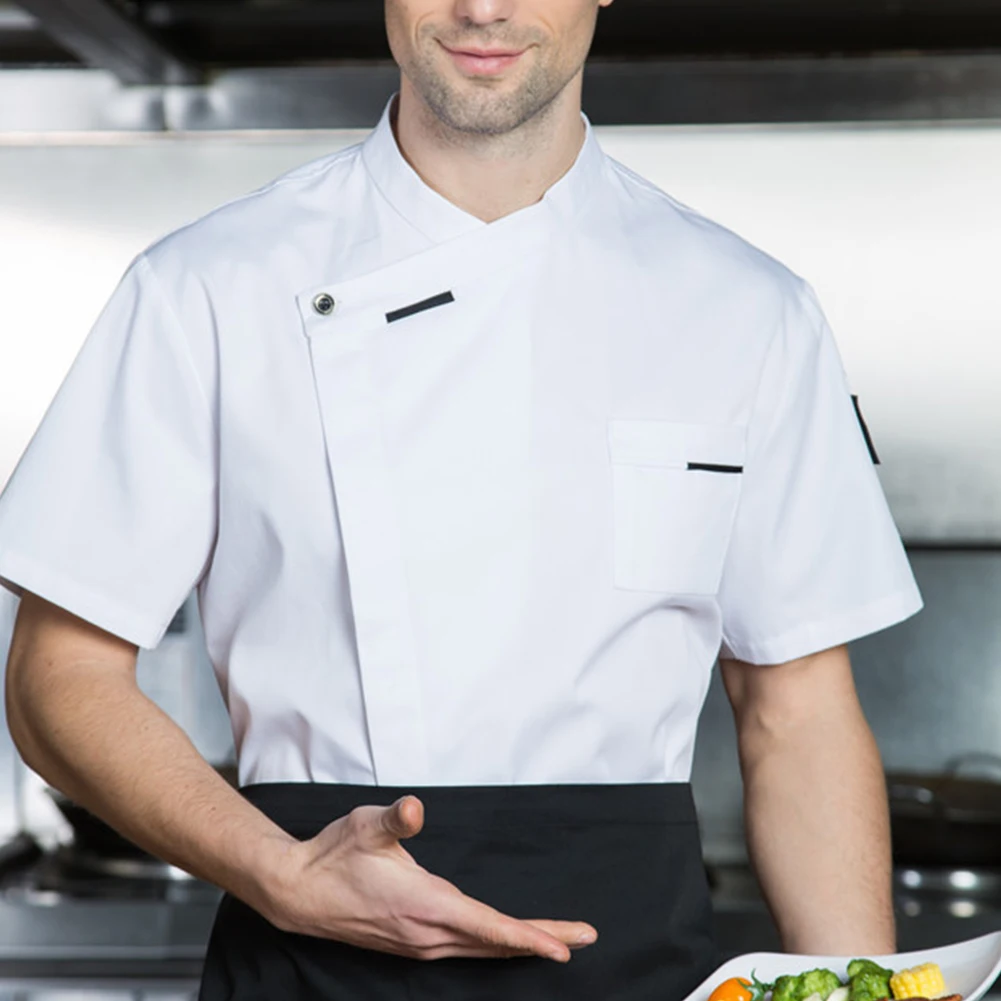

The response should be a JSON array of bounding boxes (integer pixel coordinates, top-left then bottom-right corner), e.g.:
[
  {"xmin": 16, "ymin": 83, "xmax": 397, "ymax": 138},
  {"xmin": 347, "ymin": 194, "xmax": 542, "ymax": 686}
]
[{"xmin": 444, "ymin": 103, "xmax": 531, "ymax": 136}]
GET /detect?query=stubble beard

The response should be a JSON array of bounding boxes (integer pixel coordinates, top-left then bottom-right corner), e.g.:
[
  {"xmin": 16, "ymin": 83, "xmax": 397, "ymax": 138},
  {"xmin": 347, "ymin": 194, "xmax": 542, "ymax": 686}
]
[{"xmin": 405, "ymin": 27, "xmax": 573, "ymax": 138}]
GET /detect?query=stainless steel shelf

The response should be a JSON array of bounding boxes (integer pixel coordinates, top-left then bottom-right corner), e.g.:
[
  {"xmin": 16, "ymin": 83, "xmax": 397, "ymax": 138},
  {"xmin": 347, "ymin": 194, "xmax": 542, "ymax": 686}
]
[{"xmin": 4, "ymin": 53, "xmax": 1001, "ymax": 135}]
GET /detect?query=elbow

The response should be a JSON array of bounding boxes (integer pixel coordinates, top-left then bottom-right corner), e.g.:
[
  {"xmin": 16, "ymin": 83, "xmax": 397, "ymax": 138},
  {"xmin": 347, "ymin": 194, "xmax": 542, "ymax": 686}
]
[
  {"xmin": 733, "ymin": 702, "xmax": 799, "ymax": 770},
  {"xmin": 737, "ymin": 692, "xmax": 820, "ymax": 743},
  {"xmin": 724, "ymin": 646, "xmax": 859, "ymax": 756},
  {"xmin": 3, "ymin": 592, "xmax": 141, "ymax": 791},
  {"xmin": 5, "ymin": 647, "xmax": 47, "ymax": 775}
]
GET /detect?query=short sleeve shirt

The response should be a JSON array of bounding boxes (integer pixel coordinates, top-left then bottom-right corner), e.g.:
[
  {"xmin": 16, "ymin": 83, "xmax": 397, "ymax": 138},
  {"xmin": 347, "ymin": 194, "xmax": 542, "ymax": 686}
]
[{"xmin": 0, "ymin": 104, "xmax": 922, "ymax": 787}]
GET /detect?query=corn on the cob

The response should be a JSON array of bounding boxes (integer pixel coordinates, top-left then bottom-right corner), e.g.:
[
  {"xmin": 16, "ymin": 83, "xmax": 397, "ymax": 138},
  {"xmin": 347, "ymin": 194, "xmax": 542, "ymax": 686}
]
[{"xmin": 890, "ymin": 963, "xmax": 946, "ymax": 1000}]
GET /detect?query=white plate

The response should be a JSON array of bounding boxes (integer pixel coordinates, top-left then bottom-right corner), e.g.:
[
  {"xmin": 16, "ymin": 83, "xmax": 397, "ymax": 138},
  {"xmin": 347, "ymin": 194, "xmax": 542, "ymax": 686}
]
[{"xmin": 682, "ymin": 932, "xmax": 1001, "ymax": 1001}]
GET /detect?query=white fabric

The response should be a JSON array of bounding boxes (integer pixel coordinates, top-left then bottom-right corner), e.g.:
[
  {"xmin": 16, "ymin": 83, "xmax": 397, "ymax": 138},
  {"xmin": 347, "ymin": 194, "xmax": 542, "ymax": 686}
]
[{"xmin": 0, "ymin": 103, "xmax": 922, "ymax": 787}]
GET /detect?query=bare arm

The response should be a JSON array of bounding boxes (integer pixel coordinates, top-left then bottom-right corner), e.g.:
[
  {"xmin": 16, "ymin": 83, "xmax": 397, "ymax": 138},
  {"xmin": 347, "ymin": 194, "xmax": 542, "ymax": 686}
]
[
  {"xmin": 6, "ymin": 592, "xmax": 596, "ymax": 961},
  {"xmin": 721, "ymin": 644, "xmax": 895, "ymax": 954},
  {"xmin": 6, "ymin": 593, "xmax": 282, "ymax": 901}
]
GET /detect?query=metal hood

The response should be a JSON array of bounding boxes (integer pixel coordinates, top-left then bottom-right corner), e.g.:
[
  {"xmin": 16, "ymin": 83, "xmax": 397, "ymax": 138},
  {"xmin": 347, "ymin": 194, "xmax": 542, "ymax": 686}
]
[{"xmin": 5, "ymin": 0, "xmax": 1001, "ymax": 84}]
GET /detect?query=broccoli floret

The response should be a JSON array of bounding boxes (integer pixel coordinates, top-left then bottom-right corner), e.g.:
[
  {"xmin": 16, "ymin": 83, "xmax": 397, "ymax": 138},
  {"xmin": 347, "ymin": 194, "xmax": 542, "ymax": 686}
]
[
  {"xmin": 848, "ymin": 964, "xmax": 892, "ymax": 1001},
  {"xmin": 772, "ymin": 970, "xmax": 843, "ymax": 1001},
  {"xmin": 772, "ymin": 975, "xmax": 801, "ymax": 1001},
  {"xmin": 847, "ymin": 961, "xmax": 892, "ymax": 982},
  {"xmin": 800, "ymin": 970, "xmax": 843, "ymax": 1001}
]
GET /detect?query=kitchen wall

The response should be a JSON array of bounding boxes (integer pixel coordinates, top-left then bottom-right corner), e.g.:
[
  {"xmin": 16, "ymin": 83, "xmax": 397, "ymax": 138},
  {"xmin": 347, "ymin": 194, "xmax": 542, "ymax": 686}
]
[
  {"xmin": 1, "ymin": 123, "xmax": 1000, "ymax": 847},
  {"xmin": 4, "ymin": 126, "xmax": 1001, "ymax": 539}
]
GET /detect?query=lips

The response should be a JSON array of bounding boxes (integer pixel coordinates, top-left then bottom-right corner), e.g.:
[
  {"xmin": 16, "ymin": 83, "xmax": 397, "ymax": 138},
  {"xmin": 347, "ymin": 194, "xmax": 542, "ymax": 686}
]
[{"xmin": 440, "ymin": 42, "xmax": 527, "ymax": 77}]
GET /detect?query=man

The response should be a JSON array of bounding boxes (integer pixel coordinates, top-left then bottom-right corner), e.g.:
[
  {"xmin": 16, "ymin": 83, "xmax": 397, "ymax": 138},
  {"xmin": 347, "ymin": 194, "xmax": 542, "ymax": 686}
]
[{"xmin": 0, "ymin": 1, "xmax": 922, "ymax": 999}]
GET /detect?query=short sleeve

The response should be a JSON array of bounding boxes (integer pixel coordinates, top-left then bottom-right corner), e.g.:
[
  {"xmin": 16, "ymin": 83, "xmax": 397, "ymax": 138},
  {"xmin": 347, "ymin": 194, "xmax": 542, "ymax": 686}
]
[
  {"xmin": 718, "ymin": 282, "xmax": 922, "ymax": 665},
  {"xmin": 0, "ymin": 254, "xmax": 217, "ymax": 649}
]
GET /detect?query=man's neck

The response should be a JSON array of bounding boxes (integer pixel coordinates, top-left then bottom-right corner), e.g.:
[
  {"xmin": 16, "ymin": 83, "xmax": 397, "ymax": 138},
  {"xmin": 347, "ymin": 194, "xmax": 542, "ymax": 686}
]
[{"xmin": 392, "ymin": 77, "xmax": 587, "ymax": 224}]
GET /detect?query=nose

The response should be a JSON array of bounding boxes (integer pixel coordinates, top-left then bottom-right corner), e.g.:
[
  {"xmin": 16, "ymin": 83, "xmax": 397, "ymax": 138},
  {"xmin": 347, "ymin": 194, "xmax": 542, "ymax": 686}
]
[{"xmin": 452, "ymin": 0, "xmax": 515, "ymax": 24}]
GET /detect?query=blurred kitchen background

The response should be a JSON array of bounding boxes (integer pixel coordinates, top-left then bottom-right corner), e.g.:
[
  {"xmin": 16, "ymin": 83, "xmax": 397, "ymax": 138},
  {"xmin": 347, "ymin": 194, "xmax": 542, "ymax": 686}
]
[{"xmin": 2, "ymin": 0, "xmax": 1001, "ymax": 997}]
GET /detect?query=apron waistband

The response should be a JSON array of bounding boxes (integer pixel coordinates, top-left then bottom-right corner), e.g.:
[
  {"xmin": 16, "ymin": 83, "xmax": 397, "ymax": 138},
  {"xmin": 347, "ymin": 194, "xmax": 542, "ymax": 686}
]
[{"xmin": 240, "ymin": 781, "xmax": 697, "ymax": 839}]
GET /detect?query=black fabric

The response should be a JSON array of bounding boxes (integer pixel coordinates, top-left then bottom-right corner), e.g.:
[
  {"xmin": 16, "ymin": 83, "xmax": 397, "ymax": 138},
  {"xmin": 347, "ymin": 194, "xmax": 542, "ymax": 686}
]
[
  {"xmin": 386, "ymin": 291, "xmax": 455, "ymax": 323},
  {"xmin": 851, "ymin": 394, "xmax": 881, "ymax": 465},
  {"xmin": 687, "ymin": 463, "xmax": 744, "ymax": 474},
  {"xmin": 199, "ymin": 782, "xmax": 718, "ymax": 1001}
]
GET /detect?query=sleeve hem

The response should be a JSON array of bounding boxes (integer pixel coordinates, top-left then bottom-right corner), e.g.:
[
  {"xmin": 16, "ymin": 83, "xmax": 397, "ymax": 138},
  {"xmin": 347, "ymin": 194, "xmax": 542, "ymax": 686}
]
[
  {"xmin": 720, "ymin": 585, "xmax": 924, "ymax": 665},
  {"xmin": 0, "ymin": 550, "xmax": 169, "ymax": 649}
]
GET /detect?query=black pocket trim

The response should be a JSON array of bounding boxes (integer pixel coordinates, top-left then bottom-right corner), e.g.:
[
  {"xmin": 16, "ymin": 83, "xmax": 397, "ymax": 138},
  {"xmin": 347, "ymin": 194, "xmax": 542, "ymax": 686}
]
[
  {"xmin": 687, "ymin": 462, "xmax": 744, "ymax": 474},
  {"xmin": 851, "ymin": 395, "xmax": 881, "ymax": 465},
  {"xmin": 386, "ymin": 291, "xmax": 455, "ymax": 324}
]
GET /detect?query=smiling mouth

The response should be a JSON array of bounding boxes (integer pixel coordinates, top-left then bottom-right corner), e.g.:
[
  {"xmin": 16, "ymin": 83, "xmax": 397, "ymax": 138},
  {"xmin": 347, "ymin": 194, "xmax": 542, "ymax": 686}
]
[{"xmin": 439, "ymin": 40, "xmax": 530, "ymax": 76}]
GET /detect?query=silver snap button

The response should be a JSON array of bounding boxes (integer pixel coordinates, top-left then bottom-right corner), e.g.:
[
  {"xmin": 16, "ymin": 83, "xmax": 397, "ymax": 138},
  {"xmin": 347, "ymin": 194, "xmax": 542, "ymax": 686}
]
[{"xmin": 312, "ymin": 293, "xmax": 336, "ymax": 316}]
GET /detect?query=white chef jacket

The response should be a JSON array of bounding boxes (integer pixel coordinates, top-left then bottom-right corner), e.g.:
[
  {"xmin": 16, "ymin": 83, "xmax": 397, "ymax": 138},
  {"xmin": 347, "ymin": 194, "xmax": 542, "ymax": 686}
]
[{"xmin": 0, "ymin": 101, "xmax": 922, "ymax": 788}]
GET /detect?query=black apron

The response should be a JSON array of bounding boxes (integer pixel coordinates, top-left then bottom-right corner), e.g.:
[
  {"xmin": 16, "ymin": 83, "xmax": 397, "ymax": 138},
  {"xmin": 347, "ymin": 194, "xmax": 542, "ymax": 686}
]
[{"xmin": 199, "ymin": 782, "xmax": 718, "ymax": 1001}]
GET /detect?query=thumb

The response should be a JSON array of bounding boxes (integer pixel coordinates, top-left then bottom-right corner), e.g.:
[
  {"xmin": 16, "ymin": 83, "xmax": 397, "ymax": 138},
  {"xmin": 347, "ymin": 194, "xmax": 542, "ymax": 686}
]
[{"xmin": 379, "ymin": 795, "xmax": 425, "ymax": 842}]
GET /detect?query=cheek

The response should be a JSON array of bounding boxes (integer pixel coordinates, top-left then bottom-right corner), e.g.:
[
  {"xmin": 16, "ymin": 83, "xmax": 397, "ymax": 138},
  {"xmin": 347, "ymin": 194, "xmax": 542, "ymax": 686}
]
[
  {"xmin": 393, "ymin": 8, "xmax": 454, "ymax": 75},
  {"xmin": 540, "ymin": 1, "xmax": 601, "ymax": 60},
  {"xmin": 384, "ymin": 0, "xmax": 436, "ymax": 57},
  {"xmin": 568, "ymin": 0, "xmax": 602, "ymax": 42},
  {"xmin": 383, "ymin": 1, "xmax": 407, "ymax": 60}
]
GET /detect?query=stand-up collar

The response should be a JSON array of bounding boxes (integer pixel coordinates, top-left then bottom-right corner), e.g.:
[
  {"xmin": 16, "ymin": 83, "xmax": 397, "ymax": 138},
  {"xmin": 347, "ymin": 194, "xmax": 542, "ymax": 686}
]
[{"xmin": 361, "ymin": 96, "xmax": 606, "ymax": 244}]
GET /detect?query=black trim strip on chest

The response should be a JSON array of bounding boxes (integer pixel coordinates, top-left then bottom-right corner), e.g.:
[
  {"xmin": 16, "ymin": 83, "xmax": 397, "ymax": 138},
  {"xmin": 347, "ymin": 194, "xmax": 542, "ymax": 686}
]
[
  {"xmin": 687, "ymin": 462, "xmax": 744, "ymax": 474},
  {"xmin": 851, "ymin": 395, "xmax": 881, "ymax": 465},
  {"xmin": 386, "ymin": 291, "xmax": 455, "ymax": 324}
]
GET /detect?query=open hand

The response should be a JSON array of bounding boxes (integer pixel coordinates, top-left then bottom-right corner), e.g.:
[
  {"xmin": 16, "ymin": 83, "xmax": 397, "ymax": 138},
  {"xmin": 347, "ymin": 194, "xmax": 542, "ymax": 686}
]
[{"xmin": 266, "ymin": 795, "xmax": 598, "ymax": 962}]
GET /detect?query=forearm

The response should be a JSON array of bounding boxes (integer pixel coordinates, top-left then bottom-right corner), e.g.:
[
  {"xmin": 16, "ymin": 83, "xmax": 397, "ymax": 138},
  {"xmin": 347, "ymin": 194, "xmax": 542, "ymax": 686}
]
[
  {"xmin": 727, "ymin": 651, "xmax": 895, "ymax": 955},
  {"xmin": 6, "ymin": 610, "xmax": 297, "ymax": 922}
]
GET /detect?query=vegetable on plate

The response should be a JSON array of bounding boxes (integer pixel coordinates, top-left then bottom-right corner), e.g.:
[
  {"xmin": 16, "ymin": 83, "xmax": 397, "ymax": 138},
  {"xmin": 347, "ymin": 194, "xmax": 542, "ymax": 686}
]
[
  {"xmin": 708, "ymin": 959, "xmax": 957, "ymax": 1001},
  {"xmin": 773, "ymin": 969, "xmax": 844, "ymax": 1001},
  {"xmin": 709, "ymin": 974, "xmax": 773, "ymax": 1001},
  {"xmin": 890, "ymin": 964, "xmax": 948, "ymax": 1001},
  {"xmin": 848, "ymin": 959, "xmax": 893, "ymax": 1001}
]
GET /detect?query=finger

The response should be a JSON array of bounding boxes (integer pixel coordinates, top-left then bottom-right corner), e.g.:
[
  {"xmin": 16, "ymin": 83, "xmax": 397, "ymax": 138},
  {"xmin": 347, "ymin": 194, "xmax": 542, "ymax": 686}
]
[
  {"xmin": 524, "ymin": 919, "xmax": 598, "ymax": 948},
  {"xmin": 413, "ymin": 941, "xmax": 544, "ymax": 961},
  {"xmin": 378, "ymin": 795, "xmax": 424, "ymax": 842},
  {"xmin": 446, "ymin": 897, "xmax": 573, "ymax": 962},
  {"xmin": 487, "ymin": 918, "xmax": 571, "ymax": 962}
]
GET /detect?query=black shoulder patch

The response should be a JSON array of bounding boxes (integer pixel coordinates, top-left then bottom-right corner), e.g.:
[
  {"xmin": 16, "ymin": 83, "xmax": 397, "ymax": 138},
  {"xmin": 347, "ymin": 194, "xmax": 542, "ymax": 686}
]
[{"xmin": 851, "ymin": 395, "xmax": 881, "ymax": 465}]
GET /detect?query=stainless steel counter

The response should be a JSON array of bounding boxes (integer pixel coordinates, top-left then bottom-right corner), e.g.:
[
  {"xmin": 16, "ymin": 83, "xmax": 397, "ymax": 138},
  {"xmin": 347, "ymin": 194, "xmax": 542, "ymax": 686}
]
[
  {"xmin": 0, "ymin": 860, "xmax": 218, "ymax": 996},
  {"xmin": 710, "ymin": 863, "xmax": 1001, "ymax": 963},
  {"xmin": 0, "ymin": 895, "xmax": 217, "ymax": 968},
  {"xmin": 0, "ymin": 978, "xmax": 197, "ymax": 1000}
]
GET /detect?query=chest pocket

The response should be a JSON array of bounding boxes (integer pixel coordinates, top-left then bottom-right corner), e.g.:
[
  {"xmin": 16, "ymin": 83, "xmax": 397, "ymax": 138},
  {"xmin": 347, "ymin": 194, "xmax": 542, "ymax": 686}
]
[{"xmin": 607, "ymin": 419, "xmax": 746, "ymax": 595}]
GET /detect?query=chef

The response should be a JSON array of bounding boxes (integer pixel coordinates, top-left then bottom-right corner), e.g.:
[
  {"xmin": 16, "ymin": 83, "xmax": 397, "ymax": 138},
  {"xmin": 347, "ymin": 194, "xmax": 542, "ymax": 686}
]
[{"xmin": 0, "ymin": 1, "xmax": 922, "ymax": 999}]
